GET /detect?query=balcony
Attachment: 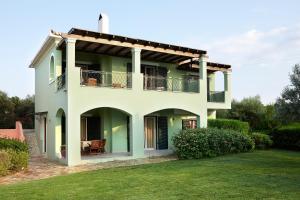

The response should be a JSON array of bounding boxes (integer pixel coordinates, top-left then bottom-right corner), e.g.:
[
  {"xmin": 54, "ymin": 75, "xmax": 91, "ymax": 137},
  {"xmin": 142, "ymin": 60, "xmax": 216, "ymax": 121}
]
[
  {"xmin": 80, "ymin": 70, "xmax": 132, "ymax": 89},
  {"xmin": 207, "ymin": 91, "xmax": 225, "ymax": 103},
  {"xmin": 56, "ymin": 74, "xmax": 66, "ymax": 91},
  {"xmin": 143, "ymin": 75, "xmax": 199, "ymax": 93}
]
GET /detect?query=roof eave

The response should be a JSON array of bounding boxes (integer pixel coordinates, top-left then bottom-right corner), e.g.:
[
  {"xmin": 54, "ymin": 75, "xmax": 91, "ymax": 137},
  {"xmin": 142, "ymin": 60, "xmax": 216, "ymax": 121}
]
[{"xmin": 29, "ymin": 31, "xmax": 62, "ymax": 68}]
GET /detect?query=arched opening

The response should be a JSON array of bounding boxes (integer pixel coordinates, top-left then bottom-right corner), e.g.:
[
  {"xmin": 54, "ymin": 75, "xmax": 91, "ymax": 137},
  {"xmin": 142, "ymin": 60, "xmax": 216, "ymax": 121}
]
[
  {"xmin": 49, "ymin": 55, "xmax": 55, "ymax": 82},
  {"xmin": 80, "ymin": 107, "xmax": 131, "ymax": 158},
  {"xmin": 207, "ymin": 71, "xmax": 225, "ymax": 102},
  {"xmin": 214, "ymin": 71, "xmax": 224, "ymax": 91},
  {"xmin": 55, "ymin": 108, "xmax": 66, "ymax": 159},
  {"xmin": 144, "ymin": 108, "xmax": 199, "ymax": 151}
]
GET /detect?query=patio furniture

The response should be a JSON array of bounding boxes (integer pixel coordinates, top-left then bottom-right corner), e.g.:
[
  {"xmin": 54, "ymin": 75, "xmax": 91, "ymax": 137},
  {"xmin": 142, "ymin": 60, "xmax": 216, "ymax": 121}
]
[
  {"xmin": 89, "ymin": 139, "xmax": 106, "ymax": 154},
  {"xmin": 87, "ymin": 78, "xmax": 97, "ymax": 86},
  {"xmin": 81, "ymin": 141, "xmax": 91, "ymax": 155},
  {"xmin": 99, "ymin": 139, "xmax": 106, "ymax": 153}
]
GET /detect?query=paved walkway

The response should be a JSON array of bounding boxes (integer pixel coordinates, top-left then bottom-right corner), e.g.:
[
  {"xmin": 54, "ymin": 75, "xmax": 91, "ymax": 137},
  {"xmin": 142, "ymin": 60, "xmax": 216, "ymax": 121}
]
[
  {"xmin": 0, "ymin": 130, "xmax": 177, "ymax": 185},
  {"xmin": 0, "ymin": 156, "xmax": 177, "ymax": 185}
]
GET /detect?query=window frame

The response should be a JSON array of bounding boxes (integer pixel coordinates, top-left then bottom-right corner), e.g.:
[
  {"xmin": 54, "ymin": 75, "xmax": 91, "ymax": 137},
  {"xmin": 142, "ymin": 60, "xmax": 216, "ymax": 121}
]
[{"xmin": 49, "ymin": 54, "xmax": 55, "ymax": 84}]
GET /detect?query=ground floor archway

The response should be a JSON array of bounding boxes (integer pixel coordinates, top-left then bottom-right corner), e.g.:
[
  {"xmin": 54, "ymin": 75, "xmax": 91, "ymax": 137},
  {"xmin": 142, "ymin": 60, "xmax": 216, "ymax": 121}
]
[
  {"xmin": 144, "ymin": 108, "xmax": 199, "ymax": 151},
  {"xmin": 80, "ymin": 107, "xmax": 131, "ymax": 157}
]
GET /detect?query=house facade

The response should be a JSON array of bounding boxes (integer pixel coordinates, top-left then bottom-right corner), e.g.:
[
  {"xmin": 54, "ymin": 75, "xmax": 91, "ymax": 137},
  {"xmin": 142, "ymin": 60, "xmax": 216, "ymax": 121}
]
[{"xmin": 30, "ymin": 15, "xmax": 231, "ymax": 166}]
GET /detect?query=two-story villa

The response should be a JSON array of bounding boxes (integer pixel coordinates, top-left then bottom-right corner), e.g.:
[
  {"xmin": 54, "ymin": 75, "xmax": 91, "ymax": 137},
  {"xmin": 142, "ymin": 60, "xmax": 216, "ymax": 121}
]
[{"xmin": 30, "ymin": 14, "xmax": 232, "ymax": 166}]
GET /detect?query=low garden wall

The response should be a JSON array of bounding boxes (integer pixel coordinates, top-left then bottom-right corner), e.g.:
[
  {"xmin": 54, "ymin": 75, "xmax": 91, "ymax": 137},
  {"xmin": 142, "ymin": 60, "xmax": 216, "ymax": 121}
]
[{"xmin": 0, "ymin": 121, "xmax": 25, "ymax": 142}]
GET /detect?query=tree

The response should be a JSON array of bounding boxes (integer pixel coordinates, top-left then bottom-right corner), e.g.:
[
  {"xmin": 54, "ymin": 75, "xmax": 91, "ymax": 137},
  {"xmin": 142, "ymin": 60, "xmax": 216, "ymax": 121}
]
[
  {"xmin": 0, "ymin": 91, "xmax": 35, "ymax": 129},
  {"xmin": 275, "ymin": 64, "xmax": 300, "ymax": 123},
  {"xmin": 12, "ymin": 95, "xmax": 35, "ymax": 129},
  {"xmin": 0, "ymin": 91, "xmax": 15, "ymax": 128},
  {"xmin": 217, "ymin": 96, "xmax": 279, "ymax": 131}
]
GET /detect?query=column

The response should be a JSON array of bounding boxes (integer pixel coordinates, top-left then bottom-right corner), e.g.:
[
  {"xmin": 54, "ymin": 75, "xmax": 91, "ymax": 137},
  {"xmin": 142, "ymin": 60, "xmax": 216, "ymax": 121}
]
[
  {"xmin": 131, "ymin": 48, "xmax": 143, "ymax": 91},
  {"xmin": 130, "ymin": 114, "xmax": 145, "ymax": 158},
  {"xmin": 65, "ymin": 38, "xmax": 81, "ymax": 166},
  {"xmin": 224, "ymin": 71, "xmax": 232, "ymax": 92},
  {"xmin": 198, "ymin": 54, "xmax": 208, "ymax": 128},
  {"xmin": 223, "ymin": 70, "xmax": 232, "ymax": 107}
]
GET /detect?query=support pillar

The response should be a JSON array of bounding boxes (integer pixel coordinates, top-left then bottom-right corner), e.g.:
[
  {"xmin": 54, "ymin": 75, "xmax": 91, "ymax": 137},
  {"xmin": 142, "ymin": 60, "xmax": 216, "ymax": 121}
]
[
  {"xmin": 198, "ymin": 54, "xmax": 208, "ymax": 128},
  {"xmin": 131, "ymin": 48, "xmax": 143, "ymax": 91},
  {"xmin": 65, "ymin": 38, "xmax": 81, "ymax": 166},
  {"xmin": 130, "ymin": 114, "xmax": 144, "ymax": 158}
]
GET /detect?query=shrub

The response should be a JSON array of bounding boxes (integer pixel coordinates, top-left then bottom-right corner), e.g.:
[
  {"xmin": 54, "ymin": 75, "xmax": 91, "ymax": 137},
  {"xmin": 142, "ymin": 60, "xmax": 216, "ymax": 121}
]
[
  {"xmin": 251, "ymin": 132, "xmax": 273, "ymax": 149},
  {"xmin": 0, "ymin": 138, "xmax": 28, "ymax": 152},
  {"xmin": 0, "ymin": 149, "xmax": 28, "ymax": 176},
  {"xmin": 172, "ymin": 128, "xmax": 254, "ymax": 159},
  {"xmin": 6, "ymin": 149, "xmax": 29, "ymax": 171},
  {"xmin": 271, "ymin": 123, "xmax": 300, "ymax": 150},
  {"xmin": 0, "ymin": 150, "xmax": 11, "ymax": 176},
  {"xmin": 0, "ymin": 138, "xmax": 29, "ymax": 176},
  {"xmin": 208, "ymin": 119, "xmax": 250, "ymax": 134}
]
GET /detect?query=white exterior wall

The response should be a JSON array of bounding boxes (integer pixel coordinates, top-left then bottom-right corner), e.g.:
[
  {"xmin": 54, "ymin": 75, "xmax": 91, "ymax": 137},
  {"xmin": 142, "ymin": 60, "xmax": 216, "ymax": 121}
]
[
  {"xmin": 33, "ymin": 37, "xmax": 232, "ymax": 166},
  {"xmin": 34, "ymin": 38, "xmax": 67, "ymax": 162}
]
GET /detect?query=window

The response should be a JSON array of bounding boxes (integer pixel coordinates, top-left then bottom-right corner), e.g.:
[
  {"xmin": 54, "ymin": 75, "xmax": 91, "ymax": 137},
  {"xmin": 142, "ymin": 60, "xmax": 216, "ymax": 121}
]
[
  {"xmin": 182, "ymin": 119, "xmax": 197, "ymax": 130},
  {"xmin": 49, "ymin": 55, "xmax": 55, "ymax": 82}
]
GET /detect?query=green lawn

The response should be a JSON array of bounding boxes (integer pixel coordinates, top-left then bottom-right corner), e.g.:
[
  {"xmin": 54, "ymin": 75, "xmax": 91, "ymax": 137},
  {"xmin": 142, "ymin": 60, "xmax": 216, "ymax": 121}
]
[{"xmin": 0, "ymin": 150, "xmax": 299, "ymax": 200}]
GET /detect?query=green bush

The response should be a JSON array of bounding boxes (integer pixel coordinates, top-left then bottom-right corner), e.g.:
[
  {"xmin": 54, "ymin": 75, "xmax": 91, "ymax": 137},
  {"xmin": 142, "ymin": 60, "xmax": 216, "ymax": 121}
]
[
  {"xmin": 0, "ymin": 138, "xmax": 28, "ymax": 152},
  {"xmin": 0, "ymin": 150, "xmax": 11, "ymax": 176},
  {"xmin": 6, "ymin": 149, "xmax": 29, "ymax": 171},
  {"xmin": 208, "ymin": 119, "xmax": 250, "ymax": 134},
  {"xmin": 251, "ymin": 132, "xmax": 273, "ymax": 149},
  {"xmin": 172, "ymin": 128, "xmax": 254, "ymax": 159},
  {"xmin": 0, "ymin": 138, "xmax": 29, "ymax": 176},
  {"xmin": 271, "ymin": 123, "xmax": 300, "ymax": 150}
]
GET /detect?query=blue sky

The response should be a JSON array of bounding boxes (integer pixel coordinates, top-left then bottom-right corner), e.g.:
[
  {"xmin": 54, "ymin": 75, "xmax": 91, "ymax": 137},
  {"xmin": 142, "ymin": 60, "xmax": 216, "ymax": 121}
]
[{"xmin": 0, "ymin": 0, "xmax": 299, "ymax": 104}]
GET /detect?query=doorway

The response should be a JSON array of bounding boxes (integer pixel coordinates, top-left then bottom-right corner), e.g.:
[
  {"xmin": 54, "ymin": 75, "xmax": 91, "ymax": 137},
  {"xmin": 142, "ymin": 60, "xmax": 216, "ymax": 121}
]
[
  {"xmin": 43, "ymin": 117, "xmax": 47, "ymax": 153},
  {"xmin": 144, "ymin": 117, "xmax": 156, "ymax": 149}
]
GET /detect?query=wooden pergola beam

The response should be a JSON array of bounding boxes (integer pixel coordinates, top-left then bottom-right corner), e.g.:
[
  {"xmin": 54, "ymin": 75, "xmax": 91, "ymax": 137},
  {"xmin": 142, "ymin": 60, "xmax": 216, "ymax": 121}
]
[{"xmin": 60, "ymin": 33, "xmax": 201, "ymax": 58}]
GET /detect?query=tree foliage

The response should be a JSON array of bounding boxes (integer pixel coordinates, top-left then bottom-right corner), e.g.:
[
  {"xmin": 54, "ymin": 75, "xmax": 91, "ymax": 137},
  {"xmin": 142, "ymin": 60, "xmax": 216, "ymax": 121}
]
[
  {"xmin": 275, "ymin": 64, "xmax": 300, "ymax": 123},
  {"xmin": 217, "ymin": 96, "xmax": 279, "ymax": 131},
  {"xmin": 0, "ymin": 91, "xmax": 34, "ymax": 129},
  {"xmin": 0, "ymin": 91, "xmax": 15, "ymax": 128}
]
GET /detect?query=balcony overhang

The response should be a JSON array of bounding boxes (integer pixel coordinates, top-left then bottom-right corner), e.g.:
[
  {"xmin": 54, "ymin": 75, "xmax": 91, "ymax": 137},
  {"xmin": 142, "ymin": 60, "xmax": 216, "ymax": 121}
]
[
  {"xmin": 56, "ymin": 28, "xmax": 206, "ymax": 64},
  {"xmin": 177, "ymin": 59, "xmax": 232, "ymax": 73}
]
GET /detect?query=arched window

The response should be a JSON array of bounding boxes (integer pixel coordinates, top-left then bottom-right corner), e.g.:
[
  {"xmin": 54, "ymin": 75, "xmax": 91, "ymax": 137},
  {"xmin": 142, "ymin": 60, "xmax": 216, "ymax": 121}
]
[{"xmin": 49, "ymin": 55, "xmax": 55, "ymax": 82}]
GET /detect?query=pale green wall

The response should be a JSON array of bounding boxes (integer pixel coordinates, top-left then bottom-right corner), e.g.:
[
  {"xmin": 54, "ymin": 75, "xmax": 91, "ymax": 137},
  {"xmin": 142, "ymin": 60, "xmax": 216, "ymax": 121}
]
[
  {"xmin": 111, "ymin": 110, "xmax": 128, "ymax": 152},
  {"xmin": 96, "ymin": 108, "xmax": 128, "ymax": 153},
  {"xmin": 33, "ymin": 37, "xmax": 231, "ymax": 166},
  {"xmin": 34, "ymin": 39, "xmax": 67, "ymax": 162}
]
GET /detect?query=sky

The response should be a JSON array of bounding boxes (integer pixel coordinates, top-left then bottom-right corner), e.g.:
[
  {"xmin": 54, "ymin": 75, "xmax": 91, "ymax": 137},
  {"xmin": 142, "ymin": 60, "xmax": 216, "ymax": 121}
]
[{"xmin": 0, "ymin": 0, "xmax": 299, "ymax": 104}]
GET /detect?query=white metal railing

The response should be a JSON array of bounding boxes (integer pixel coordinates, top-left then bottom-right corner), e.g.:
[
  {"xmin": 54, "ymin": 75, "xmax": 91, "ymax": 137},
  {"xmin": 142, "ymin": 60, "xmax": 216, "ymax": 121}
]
[{"xmin": 143, "ymin": 75, "xmax": 199, "ymax": 93}]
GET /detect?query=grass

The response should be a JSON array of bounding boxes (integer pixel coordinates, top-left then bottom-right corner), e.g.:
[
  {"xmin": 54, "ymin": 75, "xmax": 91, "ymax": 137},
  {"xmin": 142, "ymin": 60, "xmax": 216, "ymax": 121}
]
[{"xmin": 0, "ymin": 150, "xmax": 299, "ymax": 200}]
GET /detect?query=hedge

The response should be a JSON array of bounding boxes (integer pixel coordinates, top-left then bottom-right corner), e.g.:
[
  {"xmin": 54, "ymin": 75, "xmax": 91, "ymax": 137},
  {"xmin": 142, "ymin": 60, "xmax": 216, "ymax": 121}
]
[
  {"xmin": 271, "ymin": 123, "xmax": 300, "ymax": 150},
  {"xmin": 0, "ymin": 138, "xmax": 29, "ymax": 176},
  {"xmin": 0, "ymin": 150, "xmax": 10, "ymax": 176},
  {"xmin": 172, "ymin": 128, "xmax": 254, "ymax": 159},
  {"xmin": 0, "ymin": 138, "xmax": 29, "ymax": 152},
  {"xmin": 208, "ymin": 119, "xmax": 250, "ymax": 135},
  {"xmin": 251, "ymin": 132, "xmax": 273, "ymax": 149}
]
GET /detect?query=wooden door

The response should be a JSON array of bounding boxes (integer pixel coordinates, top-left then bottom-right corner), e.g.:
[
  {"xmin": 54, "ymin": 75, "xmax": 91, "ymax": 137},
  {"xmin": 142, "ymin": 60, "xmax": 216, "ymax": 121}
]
[{"xmin": 144, "ymin": 117, "xmax": 156, "ymax": 149}]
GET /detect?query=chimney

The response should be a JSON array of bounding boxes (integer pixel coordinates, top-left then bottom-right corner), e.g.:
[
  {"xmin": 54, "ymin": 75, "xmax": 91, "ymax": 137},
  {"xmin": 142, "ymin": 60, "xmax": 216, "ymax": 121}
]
[{"xmin": 98, "ymin": 13, "xmax": 109, "ymax": 34}]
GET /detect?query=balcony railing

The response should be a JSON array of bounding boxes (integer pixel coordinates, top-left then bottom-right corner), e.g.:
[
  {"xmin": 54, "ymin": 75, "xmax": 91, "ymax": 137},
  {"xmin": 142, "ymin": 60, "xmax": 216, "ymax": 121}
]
[
  {"xmin": 207, "ymin": 91, "xmax": 225, "ymax": 102},
  {"xmin": 80, "ymin": 70, "xmax": 132, "ymax": 89},
  {"xmin": 143, "ymin": 75, "xmax": 199, "ymax": 93},
  {"xmin": 56, "ymin": 73, "xmax": 66, "ymax": 91}
]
